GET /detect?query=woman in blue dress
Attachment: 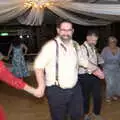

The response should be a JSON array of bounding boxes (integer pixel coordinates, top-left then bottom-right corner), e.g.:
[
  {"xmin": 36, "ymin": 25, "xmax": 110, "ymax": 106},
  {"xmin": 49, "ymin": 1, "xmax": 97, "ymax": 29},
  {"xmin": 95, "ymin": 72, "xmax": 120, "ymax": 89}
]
[
  {"xmin": 8, "ymin": 36, "xmax": 29, "ymax": 78},
  {"xmin": 101, "ymin": 36, "xmax": 120, "ymax": 102}
]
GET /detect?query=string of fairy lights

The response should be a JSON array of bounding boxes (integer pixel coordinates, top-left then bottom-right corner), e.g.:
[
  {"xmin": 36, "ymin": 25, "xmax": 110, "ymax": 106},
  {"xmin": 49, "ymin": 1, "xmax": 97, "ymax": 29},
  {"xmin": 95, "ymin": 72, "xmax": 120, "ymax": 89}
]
[{"xmin": 24, "ymin": 0, "xmax": 72, "ymax": 9}]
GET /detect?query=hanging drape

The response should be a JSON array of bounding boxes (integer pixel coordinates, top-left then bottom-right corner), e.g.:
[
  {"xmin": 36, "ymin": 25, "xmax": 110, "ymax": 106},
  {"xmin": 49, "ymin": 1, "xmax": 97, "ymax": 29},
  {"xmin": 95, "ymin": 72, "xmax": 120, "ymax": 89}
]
[{"xmin": 0, "ymin": 0, "xmax": 120, "ymax": 26}]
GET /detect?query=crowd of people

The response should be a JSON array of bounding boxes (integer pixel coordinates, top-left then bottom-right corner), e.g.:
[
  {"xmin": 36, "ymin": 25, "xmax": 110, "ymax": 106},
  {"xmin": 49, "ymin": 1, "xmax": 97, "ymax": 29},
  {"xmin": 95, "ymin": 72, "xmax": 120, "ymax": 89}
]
[
  {"xmin": 0, "ymin": 20, "xmax": 120, "ymax": 120},
  {"xmin": 34, "ymin": 20, "xmax": 120, "ymax": 120}
]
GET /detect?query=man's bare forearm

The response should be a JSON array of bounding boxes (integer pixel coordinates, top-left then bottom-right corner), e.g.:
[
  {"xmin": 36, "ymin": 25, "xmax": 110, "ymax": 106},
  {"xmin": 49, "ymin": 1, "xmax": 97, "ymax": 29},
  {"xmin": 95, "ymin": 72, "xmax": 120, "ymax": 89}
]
[
  {"xmin": 34, "ymin": 69, "xmax": 45, "ymax": 87},
  {"xmin": 34, "ymin": 69, "xmax": 46, "ymax": 97}
]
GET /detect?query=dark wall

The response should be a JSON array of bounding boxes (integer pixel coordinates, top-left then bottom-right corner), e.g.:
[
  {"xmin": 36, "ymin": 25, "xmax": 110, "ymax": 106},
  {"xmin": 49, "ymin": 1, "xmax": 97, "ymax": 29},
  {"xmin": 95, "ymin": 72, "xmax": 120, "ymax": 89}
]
[
  {"xmin": 0, "ymin": 22, "xmax": 120, "ymax": 54},
  {"xmin": 112, "ymin": 22, "xmax": 120, "ymax": 45},
  {"xmin": 0, "ymin": 36, "xmax": 13, "ymax": 55}
]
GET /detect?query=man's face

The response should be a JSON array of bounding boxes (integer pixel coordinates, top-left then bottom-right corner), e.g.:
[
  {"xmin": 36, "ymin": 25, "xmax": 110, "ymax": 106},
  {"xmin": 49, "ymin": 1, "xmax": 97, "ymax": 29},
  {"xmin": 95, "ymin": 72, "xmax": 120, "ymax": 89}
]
[
  {"xmin": 57, "ymin": 22, "xmax": 74, "ymax": 41},
  {"xmin": 86, "ymin": 34, "xmax": 98, "ymax": 46}
]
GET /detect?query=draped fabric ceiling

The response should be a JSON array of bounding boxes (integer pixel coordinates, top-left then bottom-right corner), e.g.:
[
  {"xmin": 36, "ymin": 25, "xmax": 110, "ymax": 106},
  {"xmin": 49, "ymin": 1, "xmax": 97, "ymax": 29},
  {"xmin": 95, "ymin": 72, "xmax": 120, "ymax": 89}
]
[{"xmin": 0, "ymin": 0, "xmax": 120, "ymax": 26}]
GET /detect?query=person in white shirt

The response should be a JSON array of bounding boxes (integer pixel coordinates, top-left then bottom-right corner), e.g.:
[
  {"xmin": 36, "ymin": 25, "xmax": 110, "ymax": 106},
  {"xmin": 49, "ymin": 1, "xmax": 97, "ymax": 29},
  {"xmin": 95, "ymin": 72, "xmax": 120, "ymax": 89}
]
[
  {"xmin": 78, "ymin": 30, "xmax": 104, "ymax": 120},
  {"xmin": 34, "ymin": 20, "xmax": 84, "ymax": 120}
]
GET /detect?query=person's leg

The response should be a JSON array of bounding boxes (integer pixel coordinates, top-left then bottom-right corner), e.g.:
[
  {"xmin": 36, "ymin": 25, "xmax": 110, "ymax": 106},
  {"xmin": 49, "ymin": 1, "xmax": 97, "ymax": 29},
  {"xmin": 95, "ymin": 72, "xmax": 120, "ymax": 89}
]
[
  {"xmin": 111, "ymin": 71, "xmax": 119, "ymax": 100},
  {"xmin": 20, "ymin": 58, "xmax": 30, "ymax": 78},
  {"xmin": 46, "ymin": 86, "xmax": 72, "ymax": 120},
  {"xmin": 92, "ymin": 76, "xmax": 102, "ymax": 115},
  {"xmin": 105, "ymin": 78, "xmax": 114, "ymax": 102},
  {"xmin": 104, "ymin": 70, "xmax": 114, "ymax": 102},
  {"xmin": 69, "ymin": 83, "xmax": 84, "ymax": 120},
  {"xmin": 79, "ymin": 74, "xmax": 92, "ymax": 115}
]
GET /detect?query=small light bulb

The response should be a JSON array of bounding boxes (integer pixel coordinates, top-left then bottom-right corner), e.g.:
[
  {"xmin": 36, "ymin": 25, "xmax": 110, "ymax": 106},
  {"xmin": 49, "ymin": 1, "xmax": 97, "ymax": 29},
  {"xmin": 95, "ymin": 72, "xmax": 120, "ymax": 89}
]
[
  {"xmin": 33, "ymin": 3, "xmax": 38, "ymax": 8},
  {"xmin": 19, "ymin": 35, "xmax": 23, "ymax": 39},
  {"xmin": 45, "ymin": 2, "xmax": 50, "ymax": 7},
  {"xmin": 39, "ymin": 5, "xmax": 43, "ymax": 9},
  {"xmin": 27, "ymin": 35, "xmax": 30, "ymax": 38}
]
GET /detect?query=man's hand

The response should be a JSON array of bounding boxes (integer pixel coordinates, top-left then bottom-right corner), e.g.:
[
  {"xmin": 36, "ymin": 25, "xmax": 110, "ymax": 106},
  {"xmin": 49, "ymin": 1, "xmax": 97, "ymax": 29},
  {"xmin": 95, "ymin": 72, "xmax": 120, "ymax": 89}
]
[
  {"xmin": 23, "ymin": 84, "xmax": 45, "ymax": 98},
  {"xmin": 93, "ymin": 68, "xmax": 104, "ymax": 79},
  {"xmin": 34, "ymin": 69, "xmax": 45, "ymax": 98},
  {"xmin": 33, "ymin": 85, "xmax": 45, "ymax": 98}
]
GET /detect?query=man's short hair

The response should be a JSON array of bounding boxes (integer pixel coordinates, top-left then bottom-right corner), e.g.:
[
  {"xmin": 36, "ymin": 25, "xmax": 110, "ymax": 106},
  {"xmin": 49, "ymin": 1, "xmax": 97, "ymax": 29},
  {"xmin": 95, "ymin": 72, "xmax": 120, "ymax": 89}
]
[
  {"xmin": 56, "ymin": 19, "xmax": 73, "ymax": 28},
  {"xmin": 87, "ymin": 29, "xmax": 99, "ymax": 37}
]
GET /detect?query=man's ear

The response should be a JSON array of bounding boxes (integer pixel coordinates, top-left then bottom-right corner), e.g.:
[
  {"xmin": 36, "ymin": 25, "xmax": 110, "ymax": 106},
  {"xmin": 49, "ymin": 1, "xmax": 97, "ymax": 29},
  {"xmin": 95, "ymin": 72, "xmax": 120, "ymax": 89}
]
[
  {"xmin": 86, "ymin": 36, "xmax": 89, "ymax": 41},
  {"xmin": 72, "ymin": 29, "xmax": 74, "ymax": 34},
  {"xmin": 57, "ymin": 28, "xmax": 59, "ymax": 34}
]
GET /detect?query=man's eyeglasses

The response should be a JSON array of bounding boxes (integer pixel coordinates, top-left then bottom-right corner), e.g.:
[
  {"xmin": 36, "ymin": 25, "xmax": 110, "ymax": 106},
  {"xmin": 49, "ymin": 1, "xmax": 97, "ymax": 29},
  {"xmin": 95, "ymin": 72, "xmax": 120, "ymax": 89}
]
[{"xmin": 59, "ymin": 29, "xmax": 73, "ymax": 32}]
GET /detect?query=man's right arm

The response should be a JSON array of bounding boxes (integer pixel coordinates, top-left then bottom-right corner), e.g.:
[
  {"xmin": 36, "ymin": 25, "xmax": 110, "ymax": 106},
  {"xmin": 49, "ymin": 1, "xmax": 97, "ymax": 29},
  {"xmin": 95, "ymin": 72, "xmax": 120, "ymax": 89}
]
[
  {"xmin": 78, "ymin": 46, "xmax": 104, "ymax": 79},
  {"xmin": 34, "ymin": 69, "xmax": 45, "ymax": 98},
  {"xmin": 33, "ymin": 41, "xmax": 55, "ymax": 97}
]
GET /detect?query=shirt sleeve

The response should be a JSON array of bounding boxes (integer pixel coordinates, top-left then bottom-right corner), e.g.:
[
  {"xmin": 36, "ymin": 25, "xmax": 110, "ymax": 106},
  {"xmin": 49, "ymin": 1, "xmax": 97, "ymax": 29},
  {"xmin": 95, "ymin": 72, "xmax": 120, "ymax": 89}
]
[
  {"xmin": 101, "ymin": 47, "xmax": 107, "ymax": 59},
  {"xmin": 78, "ymin": 47, "xmax": 88, "ymax": 68},
  {"xmin": 79, "ymin": 46, "xmax": 98, "ymax": 74},
  {"xmin": 0, "ymin": 61, "xmax": 26, "ymax": 89},
  {"xmin": 97, "ymin": 53, "xmax": 104, "ymax": 65},
  {"xmin": 101, "ymin": 47, "xmax": 108, "ymax": 66},
  {"xmin": 34, "ymin": 41, "xmax": 55, "ymax": 70}
]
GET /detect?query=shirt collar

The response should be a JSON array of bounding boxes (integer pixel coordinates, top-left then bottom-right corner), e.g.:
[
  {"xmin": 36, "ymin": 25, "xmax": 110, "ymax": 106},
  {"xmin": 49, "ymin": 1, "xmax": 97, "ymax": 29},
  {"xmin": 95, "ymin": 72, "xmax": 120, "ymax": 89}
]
[
  {"xmin": 55, "ymin": 36, "xmax": 73, "ymax": 50},
  {"xmin": 84, "ymin": 41, "xmax": 95, "ymax": 50}
]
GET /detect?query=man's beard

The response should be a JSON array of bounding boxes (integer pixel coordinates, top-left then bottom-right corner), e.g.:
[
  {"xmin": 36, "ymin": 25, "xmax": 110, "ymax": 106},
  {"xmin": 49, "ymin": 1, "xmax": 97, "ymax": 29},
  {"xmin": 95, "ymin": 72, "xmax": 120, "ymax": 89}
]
[
  {"xmin": 90, "ymin": 43, "xmax": 96, "ymax": 46},
  {"xmin": 59, "ymin": 35, "xmax": 72, "ymax": 42},
  {"xmin": 88, "ymin": 42, "xmax": 96, "ymax": 46}
]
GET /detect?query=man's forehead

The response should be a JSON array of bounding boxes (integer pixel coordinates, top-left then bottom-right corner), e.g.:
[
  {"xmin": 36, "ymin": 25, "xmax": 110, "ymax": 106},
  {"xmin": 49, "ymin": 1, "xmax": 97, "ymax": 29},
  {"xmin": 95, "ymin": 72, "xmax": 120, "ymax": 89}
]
[
  {"xmin": 88, "ymin": 35, "xmax": 98, "ymax": 38},
  {"xmin": 60, "ymin": 22, "xmax": 72, "ymax": 29}
]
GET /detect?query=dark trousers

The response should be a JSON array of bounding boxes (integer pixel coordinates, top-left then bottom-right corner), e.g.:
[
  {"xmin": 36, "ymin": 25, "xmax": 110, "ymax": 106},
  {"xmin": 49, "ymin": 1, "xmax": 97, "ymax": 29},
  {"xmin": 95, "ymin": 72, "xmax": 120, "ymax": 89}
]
[
  {"xmin": 78, "ymin": 74, "xmax": 102, "ymax": 115},
  {"xmin": 46, "ymin": 83, "xmax": 84, "ymax": 120}
]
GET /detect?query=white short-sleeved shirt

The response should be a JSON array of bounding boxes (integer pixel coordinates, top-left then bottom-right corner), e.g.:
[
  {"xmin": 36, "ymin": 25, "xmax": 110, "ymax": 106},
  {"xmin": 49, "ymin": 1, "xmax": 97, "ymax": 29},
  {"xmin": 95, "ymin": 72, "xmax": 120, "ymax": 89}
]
[{"xmin": 34, "ymin": 36, "xmax": 78, "ymax": 89}]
